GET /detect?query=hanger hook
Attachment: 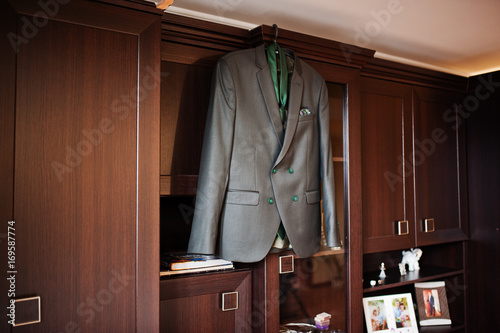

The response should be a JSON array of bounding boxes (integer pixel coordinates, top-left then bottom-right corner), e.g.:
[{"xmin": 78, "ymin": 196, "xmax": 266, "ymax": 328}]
[{"xmin": 273, "ymin": 24, "xmax": 278, "ymax": 44}]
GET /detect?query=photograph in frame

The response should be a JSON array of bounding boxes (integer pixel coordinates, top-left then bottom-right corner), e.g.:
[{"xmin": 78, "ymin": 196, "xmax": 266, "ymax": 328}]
[
  {"xmin": 414, "ymin": 281, "xmax": 452, "ymax": 326},
  {"xmin": 363, "ymin": 293, "xmax": 418, "ymax": 333}
]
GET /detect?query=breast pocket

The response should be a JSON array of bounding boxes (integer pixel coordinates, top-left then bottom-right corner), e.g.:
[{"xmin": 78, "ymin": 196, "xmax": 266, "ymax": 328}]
[{"xmin": 298, "ymin": 113, "xmax": 314, "ymax": 122}]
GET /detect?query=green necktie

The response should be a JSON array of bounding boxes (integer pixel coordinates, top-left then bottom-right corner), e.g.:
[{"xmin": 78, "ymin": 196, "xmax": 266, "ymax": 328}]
[{"xmin": 266, "ymin": 43, "xmax": 289, "ymax": 240}]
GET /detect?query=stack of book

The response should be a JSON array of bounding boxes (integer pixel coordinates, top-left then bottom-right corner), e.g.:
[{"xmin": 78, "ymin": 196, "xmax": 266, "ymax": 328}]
[
  {"xmin": 314, "ymin": 312, "xmax": 331, "ymax": 330},
  {"xmin": 160, "ymin": 253, "xmax": 234, "ymax": 276}
]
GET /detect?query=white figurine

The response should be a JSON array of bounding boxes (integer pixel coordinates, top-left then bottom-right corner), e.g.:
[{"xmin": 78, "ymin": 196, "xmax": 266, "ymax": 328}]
[
  {"xmin": 401, "ymin": 248, "xmax": 422, "ymax": 271},
  {"xmin": 398, "ymin": 262, "xmax": 407, "ymax": 276},
  {"xmin": 379, "ymin": 262, "xmax": 386, "ymax": 278}
]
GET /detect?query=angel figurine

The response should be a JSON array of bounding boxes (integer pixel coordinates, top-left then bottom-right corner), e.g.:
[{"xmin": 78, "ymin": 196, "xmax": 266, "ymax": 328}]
[{"xmin": 379, "ymin": 262, "xmax": 386, "ymax": 278}]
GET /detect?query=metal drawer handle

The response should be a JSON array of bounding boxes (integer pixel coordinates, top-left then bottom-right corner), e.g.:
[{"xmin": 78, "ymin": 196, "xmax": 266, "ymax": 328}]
[
  {"xmin": 222, "ymin": 292, "xmax": 238, "ymax": 311},
  {"xmin": 424, "ymin": 218, "xmax": 435, "ymax": 232},
  {"xmin": 13, "ymin": 296, "xmax": 41, "ymax": 327},
  {"xmin": 279, "ymin": 255, "xmax": 294, "ymax": 274},
  {"xmin": 397, "ymin": 220, "xmax": 409, "ymax": 235}
]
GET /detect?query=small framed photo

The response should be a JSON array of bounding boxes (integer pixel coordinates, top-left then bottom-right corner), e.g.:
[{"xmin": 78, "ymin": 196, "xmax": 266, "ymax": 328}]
[
  {"xmin": 414, "ymin": 281, "xmax": 452, "ymax": 326},
  {"xmin": 363, "ymin": 293, "xmax": 418, "ymax": 333}
]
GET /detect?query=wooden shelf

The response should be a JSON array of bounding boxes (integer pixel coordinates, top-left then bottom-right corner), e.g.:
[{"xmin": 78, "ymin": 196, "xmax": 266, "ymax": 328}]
[
  {"xmin": 363, "ymin": 265, "xmax": 464, "ymax": 292},
  {"xmin": 160, "ymin": 267, "xmax": 250, "ymax": 283},
  {"xmin": 419, "ymin": 322, "xmax": 465, "ymax": 333},
  {"xmin": 312, "ymin": 247, "xmax": 344, "ymax": 257}
]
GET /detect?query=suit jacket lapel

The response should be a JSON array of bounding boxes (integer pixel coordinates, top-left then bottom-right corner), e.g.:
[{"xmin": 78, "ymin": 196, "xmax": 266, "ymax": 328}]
[
  {"xmin": 256, "ymin": 45, "xmax": 284, "ymax": 145},
  {"xmin": 274, "ymin": 60, "xmax": 304, "ymax": 167}
]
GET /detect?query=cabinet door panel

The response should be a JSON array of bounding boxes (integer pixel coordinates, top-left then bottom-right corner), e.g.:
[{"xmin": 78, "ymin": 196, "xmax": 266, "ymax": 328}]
[
  {"xmin": 361, "ymin": 78, "xmax": 414, "ymax": 253},
  {"xmin": 160, "ymin": 271, "xmax": 251, "ymax": 333},
  {"xmin": 413, "ymin": 87, "xmax": 467, "ymax": 245},
  {"xmin": 13, "ymin": 19, "xmax": 138, "ymax": 332}
]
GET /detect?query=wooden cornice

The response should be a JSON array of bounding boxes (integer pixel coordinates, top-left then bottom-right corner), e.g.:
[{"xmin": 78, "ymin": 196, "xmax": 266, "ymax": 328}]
[
  {"xmin": 160, "ymin": 14, "xmax": 375, "ymax": 69},
  {"xmin": 362, "ymin": 57, "xmax": 468, "ymax": 92},
  {"xmin": 94, "ymin": 0, "xmax": 164, "ymax": 15},
  {"xmin": 249, "ymin": 25, "xmax": 375, "ymax": 69},
  {"xmin": 161, "ymin": 12, "xmax": 250, "ymax": 53},
  {"xmin": 8, "ymin": 0, "xmax": 163, "ymax": 15},
  {"xmin": 159, "ymin": 12, "xmax": 469, "ymax": 91}
]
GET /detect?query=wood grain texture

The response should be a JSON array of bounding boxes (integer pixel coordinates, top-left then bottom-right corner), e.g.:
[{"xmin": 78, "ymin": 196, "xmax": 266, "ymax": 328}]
[
  {"xmin": 14, "ymin": 19, "xmax": 137, "ymax": 332},
  {"xmin": 160, "ymin": 270, "xmax": 251, "ymax": 332},
  {"xmin": 413, "ymin": 86, "xmax": 468, "ymax": 246},
  {"xmin": 136, "ymin": 17, "xmax": 161, "ymax": 333},
  {"xmin": 160, "ymin": 62, "xmax": 212, "ymax": 177},
  {"xmin": 250, "ymin": 25, "xmax": 375, "ymax": 69},
  {"xmin": 362, "ymin": 57, "xmax": 468, "ymax": 92},
  {"xmin": 465, "ymin": 71, "xmax": 500, "ymax": 332},
  {"xmin": 7, "ymin": 1, "xmax": 162, "ymax": 331},
  {"xmin": 0, "ymin": 2, "xmax": 17, "ymax": 332},
  {"xmin": 360, "ymin": 77, "xmax": 415, "ymax": 253}
]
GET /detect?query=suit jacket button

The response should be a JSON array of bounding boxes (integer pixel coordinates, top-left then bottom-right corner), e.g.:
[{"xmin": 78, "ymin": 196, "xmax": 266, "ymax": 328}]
[
  {"xmin": 288, "ymin": 167, "xmax": 294, "ymax": 174},
  {"xmin": 268, "ymin": 197, "xmax": 274, "ymax": 204},
  {"xmin": 292, "ymin": 195, "xmax": 299, "ymax": 202},
  {"xmin": 272, "ymin": 168, "xmax": 278, "ymax": 174}
]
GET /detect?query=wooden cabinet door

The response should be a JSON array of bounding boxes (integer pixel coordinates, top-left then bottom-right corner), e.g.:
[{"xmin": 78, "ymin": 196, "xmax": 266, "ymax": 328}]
[
  {"xmin": 160, "ymin": 270, "xmax": 251, "ymax": 333},
  {"xmin": 413, "ymin": 87, "xmax": 468, "ymax": 246},
  {"xmin": 360, "ymin": 78, "xmax": 414, "ymax": 253},
  {"xmin": 6, "ymin": 2, "xmax": 160, "ymax": 331}
]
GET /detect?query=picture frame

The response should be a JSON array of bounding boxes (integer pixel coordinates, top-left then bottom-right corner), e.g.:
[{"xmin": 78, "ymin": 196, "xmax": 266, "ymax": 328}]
[
  {"xmin": 414, "ymin": 281, "xmax": 452, "ymax": 326},
  {"xmin": 363, "ymin": 293, "xmax": 418, "ymax": 333}
]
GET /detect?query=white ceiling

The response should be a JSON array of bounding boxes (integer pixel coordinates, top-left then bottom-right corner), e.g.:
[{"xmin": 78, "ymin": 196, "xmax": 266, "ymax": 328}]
[{"xmin": 159, "ymin": 0, "xmax": 500, "ymax": 77}]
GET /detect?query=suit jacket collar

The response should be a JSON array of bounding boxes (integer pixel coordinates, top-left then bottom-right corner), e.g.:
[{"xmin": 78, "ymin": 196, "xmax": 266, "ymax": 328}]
[
  {"xmin": 255, "ymin": 44, "xmax": 304, "ymax": 166},
  {"xmin": 255, "ymin": 44, "xmax": 303, "ymax": 75}
]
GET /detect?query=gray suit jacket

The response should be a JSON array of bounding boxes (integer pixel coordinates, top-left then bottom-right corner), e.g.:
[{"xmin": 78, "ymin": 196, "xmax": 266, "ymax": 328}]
[{"xmin": 188, "ymin": 44, "xmax": 340, "ymax": 262}]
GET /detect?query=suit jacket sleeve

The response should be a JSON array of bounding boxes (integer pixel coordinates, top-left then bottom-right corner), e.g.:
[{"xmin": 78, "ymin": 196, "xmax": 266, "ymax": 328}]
[
  {"xmin": 319, "ymin": 80, "xmax": 341, "ymax": 248},
  {"xmin": 187, "ymin": 59, "xmax": 236, "ymax": 254}
]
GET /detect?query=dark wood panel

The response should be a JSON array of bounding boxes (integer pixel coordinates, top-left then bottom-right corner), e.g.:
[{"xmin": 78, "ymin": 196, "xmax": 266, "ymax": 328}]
[
  {"xmin": 96, "ymin": 0, "xmax": 161, "ymax": 14},
  {"xmin": 413, "ymin": 87, "xmax": 467, "ymax": 246},
  {"xmin": 238, "ymin": 253, "xmax": 281, "ymax": 333},
  {"xmin": 465, "ymin": 71, "xmax": 500, "ymax": 332},
  {"xmin": 161, "ymin": 41, "xmax": 226, "ymax": 66},
  {"xmin": 13, "ymin": 19, "xmax": 138, "ymax": 332},
  {"xmin": 161, "ymin": 12, "xmax": 250, "ymax": 52},
  {"xmin": 360, "ymin": 78, "xmax": 414, "ymax": 253},
  {"xmin": 361, "ymin": 57, "xmax": 468, "ymax": 92},
  {"xmin": 343, "ymin": 72, "xmax": 365, "ymax": 333},
  {"xmin": 161, "ymin": 293, "xmax": 237, "ymax": 332},
  {"xmin": 0, "ymin": 2, "xmax": 17, "ymax": 332},
  {"xmin": 160, "ymin": 61, "xmax": 213, "ymax": 176},
  {"xmin": 160, "ymin": 270, "xmax": 251, "ymax": 332},
  {"xmin": 160, "ymin": 13, "xmax": 250, "ymax": 66},
  {"xmin": 136, "ymin": 17, "xmax": 161, "ymax": 332},
  {"xmin": 250, "ymin": 25, "xmax": 375, "ymax": 69},
  {"xmin": 160, "ymin": 175, "xmax": 198, "ymax": 196},
  {"xmin": 9, "ymin": 0, "xmax": 160, "ymax": 35}
]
